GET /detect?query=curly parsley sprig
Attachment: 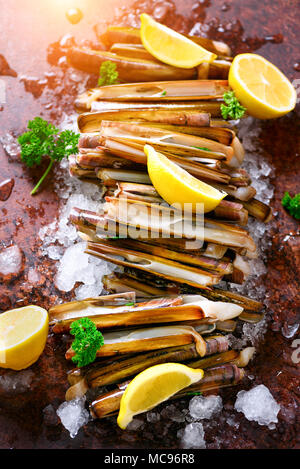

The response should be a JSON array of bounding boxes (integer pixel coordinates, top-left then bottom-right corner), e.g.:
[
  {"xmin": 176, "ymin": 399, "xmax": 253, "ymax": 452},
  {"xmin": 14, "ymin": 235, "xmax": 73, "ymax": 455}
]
[
  {"xmin": 18, "ymin": 117, "xmax": 79, "ymax": 195},
  {"xmin": 282, "ymin": 192, "xmax": 300, "ymax": 220},
  {"xmin": 70, "ymin": 318, "xmax": 104, "ymax": 368},
  {"xmin": 221, "ymin": 91, "xmax": 246, "ymax": 120},
  {"xmin": 98, "ymin": 61, "xmax": 119, "ymax": 86}
]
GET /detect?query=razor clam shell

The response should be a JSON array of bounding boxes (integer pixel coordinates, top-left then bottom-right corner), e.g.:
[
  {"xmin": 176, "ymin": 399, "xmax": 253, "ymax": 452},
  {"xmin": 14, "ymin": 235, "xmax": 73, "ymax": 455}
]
[
  {"xmin": 66, "ymin": 325, "xmax": 207, "ymax": 359},
  {"xmin": 67, "ymin": 47, "xmax": 197, "ymax": 81}
]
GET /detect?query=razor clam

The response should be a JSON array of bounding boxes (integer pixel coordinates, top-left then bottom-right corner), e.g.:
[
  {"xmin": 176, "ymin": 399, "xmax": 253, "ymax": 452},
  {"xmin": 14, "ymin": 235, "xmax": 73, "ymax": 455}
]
[
  {"xmin": 197, "ymin": 60, "xmax": 231, "ymax": 79},
  {"xmin": 85, "ymin": 240, "xmax": 223, "ymax": 288},
  {"xmin": 103, "ymin": 197, "xmax": 257, "ymax": 252},
  {"xmin": 110, "ymin": 183, "xmax": 248, "ymax": 225},
  {"xmin": 99, "ymin": 237, "xmax": 233, "ymax": 275},
  {"xmin": 241, "ymin": 198, "xmax": 273, "ymax": 223},
  {"xmin": 89, "ymin": 364, "xmax": 244, "ymax": 419},
  {"xmin": 90, "ymin": 100, "xmax": 223, "ymax": 116},
  {"xmin": 51, "ymin": 294, "xmax": 242, "ymax": 333},
  {"xmin": 76, "ymin": 147, "xmax": 145, "ymax": 171},
  {"xmin": 109, "ymin": 43, "xmax": 231, "ymax": 79},
  {"xmin": 99, "ymin": 26, "xmax": 232, "ymax": 57},
  {"xmin": 71, "ymin": 206, "xmax": 233, "ymax": 257},
  {"xmin": 100, "ymin": 121, "xmax": 234, "ymax": 162},
  {"xmin": 77, "ymin": 109, "xmax": 211, "ymax": 133},
  {"xmin": 66, "ymin": 325, "xmax": 207, "ymax": 360},
  {"xmin": 67, "ymin": 47, "xmax": 197, "ymax": 81},
  {"xmin": 75, "ymin": 80, "xmax": 229, "ymax": 112},
  {"xmin": 102, "ymin": 271, "xmax": 263, "ymax": 313},
  {"xmin": 98, "ymin": 168, "xmax": 152, "ymax": 186},
  {"xmin": 99, "ymin": 140, "xmax": 231, "ymax": 183},
  {"xmin": 66, "ymin": 336, "xmax": 229, "ymax": 400}
]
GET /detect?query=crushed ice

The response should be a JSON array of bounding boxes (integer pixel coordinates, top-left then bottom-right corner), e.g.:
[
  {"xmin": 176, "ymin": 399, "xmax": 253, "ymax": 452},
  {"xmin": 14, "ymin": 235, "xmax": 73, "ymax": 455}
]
[
  {"xmin": 189, "ymin": 395, "xmax": 223, "ymax": 420},
  {"xmin": 234, "ymin": 384, "xmax": 280, "ymax": 428},
  {"xmin": 0, "ymin": 245, "xmax": 23, "ymax": 277},
  {"xmin": 0, "ymin": 370, "xmax": 34, "ymax": 393},
  {"xmin": 56, "ymin": 397, "xmax": 89, "ymax": 438},
  {"xmin": 180, "ymin": 422, "xmax": 206, "ymax": 449},
  {"xmin": 38, "ymin": 114, "xmax": 116, "ymax": 300}
]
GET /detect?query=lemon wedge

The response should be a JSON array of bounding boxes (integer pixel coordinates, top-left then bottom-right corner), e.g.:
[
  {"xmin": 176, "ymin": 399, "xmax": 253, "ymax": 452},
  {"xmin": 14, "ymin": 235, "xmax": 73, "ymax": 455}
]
[
  {"xmin": 140, "ymin": 13, "xmax": 217, "ymax": 68},
  {"xmin": 229, "ymin": 53, "xmax": 297, "ymax": 119},
  {"xmin": 0, "ymin": 305, "xmax": 49, "ymax": 371},
  {"xmin": 145, "ymin": 145, "xmax": 226, "ymax": 213},
  {"xmin": 117, "ymin": 363, "xmax": 204, "ymax": 429}
]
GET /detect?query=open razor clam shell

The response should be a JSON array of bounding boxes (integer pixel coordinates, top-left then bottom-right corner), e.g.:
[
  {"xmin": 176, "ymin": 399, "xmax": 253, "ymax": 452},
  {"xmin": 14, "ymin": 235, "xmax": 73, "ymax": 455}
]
[
  {"xmin": 100, "ymin": 121, "xmax": 233, "ymax": 162},
  {"xmin": 66, "ymin": 325, "xmax": 207, "ymax": 360},
  {"xmin": 76, "ymin": 79, "xmax": 229, "ymax": 101},
  {"xmin": 77, "ymin": 109, "xmax": 211, "ymax": 133},
  {"xmin": 99, "ymin": 26, "xmax": 232, "ymax": 57},
  {"xmin": 85, "ymin": 240, "xmax": 223, "ymax": 288},
  {"xmin": 51, "ymin": 294, "xmax": 243, "ymax": 333},
  {"xmin": 102, "ymin": 271, "xmax": 263, "ymax": 314},
  {"xmin": 103, "ymin": 197, "xmax": 257, "ymax": 252},
  {"xmin": 100, "ymin": 237, "xmax": 233, "ymax": 275},
  {"xmin": 71, "ymin": 206, "xmax": 234, "ymax": 257},
  {"xmin": 67, "ymin": 47, "xmax": 198, "ymax": 81},
  {"xmin": 49, "ymin": 292, "xmax": 136, "ymax": 321},
  {"xmin": 89, "ymin": 364, "xmax": 244, "ymax": 419}
]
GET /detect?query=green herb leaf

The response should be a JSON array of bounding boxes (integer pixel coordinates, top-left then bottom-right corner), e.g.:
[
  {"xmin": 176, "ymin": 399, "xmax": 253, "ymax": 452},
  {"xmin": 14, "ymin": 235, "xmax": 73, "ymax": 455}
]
[
  {"xmin": 125, "ymin": 302, "xmax": 135, "ymax": 306},
  {"xmin": 70, "ymin": 318, "xmax": 104, "ymax": 368},
  {"xmin": 193, "ymin": 146, "xmax": 211, "ymax": 151},
  {"xmin": 221, "ymin": 91, "xmax": 246, "ymax": 120},
  {"xmin": 161, "ymin": 90, "xmax": 167, "ymax": 96},
  {"xmin": 98, "ymin": 61, "xmax": 119, "ymax": 86},
  {"xmin": 187, "ymin": 391, "xmax": 203, "ymax": 396},
  {"xmin": 282, "ymin": 191, "xmax": 300, "ymax": 219},
  {"xmin": 18, "ymin": 117, "xmax": 79, "ymax": 195}
]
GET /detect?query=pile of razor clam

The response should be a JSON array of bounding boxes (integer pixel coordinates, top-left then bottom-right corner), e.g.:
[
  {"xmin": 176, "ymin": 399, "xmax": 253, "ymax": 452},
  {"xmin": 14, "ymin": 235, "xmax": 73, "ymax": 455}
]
[{"xmin": 49, "ymin": 26, "xmax": 271, "ymax": 420}]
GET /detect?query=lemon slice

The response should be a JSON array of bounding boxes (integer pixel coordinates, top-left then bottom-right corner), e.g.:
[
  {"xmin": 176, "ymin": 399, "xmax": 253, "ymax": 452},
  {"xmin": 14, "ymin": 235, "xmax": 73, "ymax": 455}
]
[
  {"xmin": 140, "ymin": 13, "xmax": 217, "ymax": 68},
  {"xmin": 117, "ymin": 363, "xmax": 204, "ymax": 429},
  {"xmin": 229, "ymin": 53, "xmax": 297, "ymax": 119},
  {"xmin": 145, "ymin": 145, "xmax": 226, "ymax": 213},
  {"xmin": 0, "ymin": 305, "xmax": 49, "ymax": 371}
]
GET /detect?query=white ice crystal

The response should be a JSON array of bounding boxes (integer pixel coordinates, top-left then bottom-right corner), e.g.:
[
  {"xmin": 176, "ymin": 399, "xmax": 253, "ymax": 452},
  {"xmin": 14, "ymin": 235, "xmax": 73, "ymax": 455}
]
[
  {"xmin": 234, "ymin": 384, "xmax": 280, "ymax": 427},
  {"xmin": 189, "ymin": 395, "xmax": 223, "ymax": 420},
  {"xmin": 56, "ymin": 397, "xmax": 89, "ymax": 439}
]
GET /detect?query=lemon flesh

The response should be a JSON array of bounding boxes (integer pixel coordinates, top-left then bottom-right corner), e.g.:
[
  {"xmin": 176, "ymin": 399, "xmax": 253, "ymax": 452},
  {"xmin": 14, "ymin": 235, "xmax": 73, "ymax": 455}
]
[
  {"xmin": 0, "ymin": 306, "xmax": 49, "ymax": 371},
  {"xmin": 117, "ymin": 363, "xmax": 204, "ymax": 429},
  {"xmin": 229, "ymin": 53, "xmax": 297, "ymax": 119},
  {"xmin": 146, "ymin": 145, "xmax": 226, "ymax": 213},
  {"xmin": 140, "ymin": 13, "xmax": 217, "ymax": 69}
]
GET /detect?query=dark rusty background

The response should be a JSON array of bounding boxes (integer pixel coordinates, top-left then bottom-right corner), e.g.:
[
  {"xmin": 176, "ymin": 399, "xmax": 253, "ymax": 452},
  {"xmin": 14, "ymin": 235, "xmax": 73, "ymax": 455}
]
[{"xmin": 0, "ymin": 0, "xmax": 299, "ymax": 449}]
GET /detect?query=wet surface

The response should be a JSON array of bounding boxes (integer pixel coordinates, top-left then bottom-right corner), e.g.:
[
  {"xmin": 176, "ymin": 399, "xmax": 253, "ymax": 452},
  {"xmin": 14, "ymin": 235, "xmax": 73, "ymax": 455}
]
[{"xmin": 0, "ymin": 0, "xmax": 299, "ymax": 449}]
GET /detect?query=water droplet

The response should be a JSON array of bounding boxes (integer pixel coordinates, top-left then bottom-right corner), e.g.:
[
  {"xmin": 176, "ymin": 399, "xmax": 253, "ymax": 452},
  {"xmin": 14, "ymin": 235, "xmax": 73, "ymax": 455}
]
[
  {"xmin": 66, "ymin": 8, "xmax": 83, "ymax": 25},
  {"xmin": 293, "ymin": 62, "xmax": 300, "ymax": 72}
]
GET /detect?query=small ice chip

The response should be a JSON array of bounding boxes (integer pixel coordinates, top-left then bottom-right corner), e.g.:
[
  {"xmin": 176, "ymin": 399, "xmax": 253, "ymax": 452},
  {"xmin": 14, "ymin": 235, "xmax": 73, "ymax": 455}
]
[
  {"xmin": 234, "ymin": 385, "xmax": 280, "ymax": 427},
  {"xmin": 56, "ymin": 397, "xmax": 89, "ymax": 439},
  {"xmin": 181, "ymin": 422, "xmax": 206, "ymax": 449},
  {"xmin": 189, "ymin": 395, "xmax": 223, "ymax": 420}
]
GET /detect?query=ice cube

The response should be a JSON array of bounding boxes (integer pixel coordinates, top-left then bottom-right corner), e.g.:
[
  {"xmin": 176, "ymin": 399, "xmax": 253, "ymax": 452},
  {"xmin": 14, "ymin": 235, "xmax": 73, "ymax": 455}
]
[
  {"xmin": 181, "ymin": 422, "xmax": 206, "ymax": 449},
  {"xmin": 0, "ymin": 245, "xmax": 23, "ymax": 277},
  {"xmin": 56, "ymin": 397, "xmax": 89, "ymax": 439},
  {"xmin": 189, "ymin": 395, "xmax": 223, "ymax": 420},
  {"xmin": 234, "ymin": 384, "xmax": 280, "ymax": 427}
]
